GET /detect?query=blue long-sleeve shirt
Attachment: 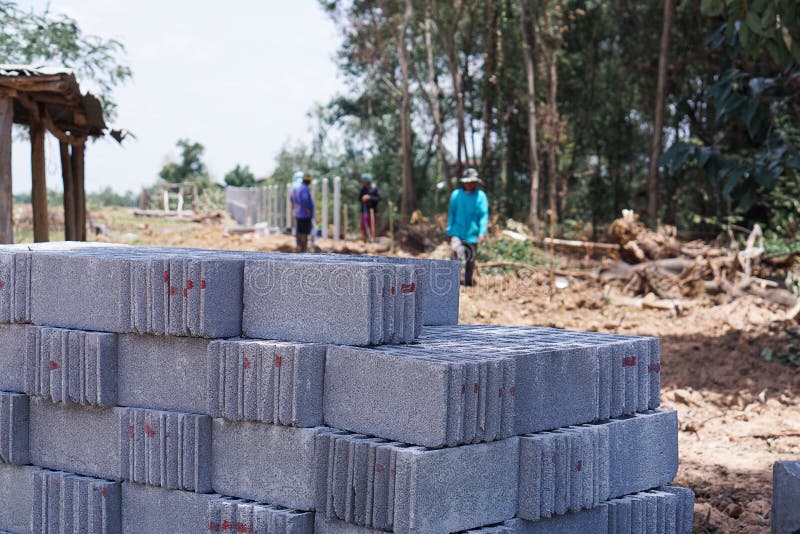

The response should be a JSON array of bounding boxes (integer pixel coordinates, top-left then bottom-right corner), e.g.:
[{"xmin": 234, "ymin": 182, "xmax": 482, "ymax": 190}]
[
  {"xmin": 291, "ymin": 183, "xmax": 314, "ymax": 219},
  {"xmin": 447, "ymin": 188, "xmax": 489, "ymax": 244}
]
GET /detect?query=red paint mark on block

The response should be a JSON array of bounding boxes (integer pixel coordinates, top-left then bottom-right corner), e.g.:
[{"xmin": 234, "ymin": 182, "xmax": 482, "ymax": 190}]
[
  {"xmin": 474, "ymin": 383, "xmax": 479, "ymax": 394},
  {"xmin": 237, "ymin": 523, "xmax": 249, "ymax": 533},
  {"xmin": 48, "ymin": 360, "xmax": 59, "ymax": 371},
  {"xmin": 208, "ymin": 522, "xmax": 221, "ymax": 532},
  {"xmin": 144, "ymin": 423, "xmax": 156, "ymax": 438},
  {"xmin": 201, "ymin": 279, "xmax": 207, "ymax": 289},
  {"xmin": 221, "ymin": 521, "xmax": 232, "ymax": 531},
  {"xmin": 621, "ymin": 356, "xmax": 637, "ymax": 367},
  {"xmin": 163, "ymin": 271, "xmax": 169, "ymax": 283},
  {"xmin": 400, "ymin": 282, "xmax": 416, "ymax": 294},
  {"xmin": 0, "ymin": 280, "xmax": 5, "ymax": 289},
  {"xmin": 243, "ymin": 357, "xmax": 251, "ymax": 369},
  {"xmin": 128, "ymin": 425, "xmax": 134, "ymax": 439},
  {"xmin": 169, "ymin": 286, "xmax": 177, "ymax": 296},
  {"xmin": 648, "ymin": 363, "xmax": 661, "ymax": 373},
  {"xmin": 499, "ymin": 387, "xmax": 504, "ymax": 397},
  {"xmin": 100, "ymin": 487, "xmax": 107, "ymax": 498},
  {"xmin": 576, "ymin": 460, "xmax": 583, "ymax": 472},
  {"xmin": 391, "ymin": 287, "xmax": 396, "ymax": 296},
  {"xmin": 461, "ymin": 384, "xmax": 466, "ymax": 395},
  {"xmin": 375, "ymin": 464, "xmax": 384, "ymax": 473},
  {"xmin": 274, "ymin": 355, "xmax": 283, "ymax": 367},
  {"xmin": 510, "ymin": 387, "xmax": 516, "ymax": 397},
  {"xmin": 187, "ymin": 280, "xmax": 194, "ymax": 289},
  {"xmin": 390, "ymin": 468, "xmax": 396, "ymax": 476},
  {"xmin": 182, "ymin": 288, "xmax": 188, "ymax": 297}
]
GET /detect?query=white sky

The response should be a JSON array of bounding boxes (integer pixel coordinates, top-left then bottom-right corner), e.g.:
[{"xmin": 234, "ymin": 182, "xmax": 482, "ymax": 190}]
[{"xmin": 11, "ymin": 0, "xmax": 344, "ymax": 194}]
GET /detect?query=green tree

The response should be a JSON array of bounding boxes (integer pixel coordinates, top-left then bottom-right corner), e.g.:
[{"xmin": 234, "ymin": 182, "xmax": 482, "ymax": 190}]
[
  {"xmin": 0, "ymin": 1, "xmax": 132, "ymax": 120},
  {"xmin": 158, "ymin": 139, "xmax": 211, "ymax": 189},
  {"xmin": 224, "ymin": 164, "xmax": 256, "ymax": 187}
]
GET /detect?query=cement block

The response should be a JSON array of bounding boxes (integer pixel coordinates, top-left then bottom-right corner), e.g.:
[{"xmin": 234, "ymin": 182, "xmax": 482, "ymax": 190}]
[
  {"xmin": 772, "ymin": 461, "xmax": 800, "ymax": 534},
  {"xmin": 32, "ymin": 468, "xmax": 121, "ymax": 534},
  {"xmin": 28, "ymin": 397, "xmax": 119, "ymax": 480},
  {"xmin": 117, "ymin": 333, "xmax": 209, "ymax": 413},
  {"xmin": 25, "ymin": 326, "xmax": 118, "ymax": 407},
  {"xmin": 0, "ymin": 464, "xmax": 37, "ymax": 533},
  {"xmin": 242, "ymin": 259, "xmax": 382, "ymax": 345},
  {"xmin": 121, "ymin": 482, "xmax": 218, "ymax": 534},
  {"xmin": 0, "ymin": 391, "xmax": 29, "ymax": 465},
  {"xmin": 211, "ymin": 419, "xmax": 323, "ymax": 510},
  {"xmin": 0, "ymin": 324, "xmax": 30, "ymax": 392},
  {"xmin": 208, "ymin": 496, "xmax": 314, "ymax": 534},
  {"xmin": 118, "ymin": 407, "xmax": 212, "ymax": 492},
  {"xmin": 316, "ymin": 431, "xmax": 519, "ymax": 533},
  {"xmin": 207, "ymin": 339, "xmax": 326, "ymax": 426}
]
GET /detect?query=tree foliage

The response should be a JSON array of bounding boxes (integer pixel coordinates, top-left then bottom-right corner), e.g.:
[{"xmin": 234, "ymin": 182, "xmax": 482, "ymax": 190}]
[
  {"xmin": 0, "ymin": 1, "xmax": 132, "ymax": 120},
  {"xmin": 224, "ymin": 164, "xmax": 256, "ymax": 188},
  {"xmin": 158, "ymin": 139, "xmax": 212, "ymax": 190},
  {"xmin": 304, "ymin": 0, "xmax": 799, "ymax": 242}
]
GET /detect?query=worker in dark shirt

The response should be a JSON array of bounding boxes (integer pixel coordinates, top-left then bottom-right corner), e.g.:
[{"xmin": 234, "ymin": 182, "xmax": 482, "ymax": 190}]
[{"xmin": 359, "ymin": 173, "xmax": 381, "ymax": 242}]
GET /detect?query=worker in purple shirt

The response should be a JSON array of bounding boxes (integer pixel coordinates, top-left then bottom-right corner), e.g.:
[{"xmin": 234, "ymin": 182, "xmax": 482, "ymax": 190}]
[{"xmin": 290, "ymin": 171, "xmax": 315, "ymax": 252}]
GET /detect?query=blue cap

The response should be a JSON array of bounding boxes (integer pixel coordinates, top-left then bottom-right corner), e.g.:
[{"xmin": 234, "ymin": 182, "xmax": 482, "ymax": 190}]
[{"xmin": 361, "ymin": 173, "xmax": 373, "ymax": 183}]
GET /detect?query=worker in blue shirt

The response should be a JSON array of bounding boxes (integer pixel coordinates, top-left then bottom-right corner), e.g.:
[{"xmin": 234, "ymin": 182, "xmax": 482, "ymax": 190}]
[
  {"xmin": 290, "ymin": 171, "xmax": 315, "ymax": 252},
  {"xmin": 447, "ymin": 168, "xmax": 489, "ymax": 286}
]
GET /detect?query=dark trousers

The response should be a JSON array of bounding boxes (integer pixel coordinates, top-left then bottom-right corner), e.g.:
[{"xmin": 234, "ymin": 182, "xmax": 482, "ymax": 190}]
[{"xmin": 450, "ymin": 237, "xmax": 478, "ymax": 286}]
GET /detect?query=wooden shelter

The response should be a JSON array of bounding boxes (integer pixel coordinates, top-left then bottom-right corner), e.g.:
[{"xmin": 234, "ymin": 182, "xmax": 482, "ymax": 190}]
[{"xmin": 0, "ymin": 65, "xmax": 121, "ymax": 243}]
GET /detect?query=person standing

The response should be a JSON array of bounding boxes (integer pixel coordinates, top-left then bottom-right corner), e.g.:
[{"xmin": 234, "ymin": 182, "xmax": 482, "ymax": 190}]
[
  {"xmin": 359, "ymin": 173, "xmax": 381, "ymax": 242},
  {"xmin": 290, "ymin": 171, "xmax": 314, "ymax": 252},
  {"xmin": 447, "ymin": 168, "xmax": 489, "ymax": 286}
]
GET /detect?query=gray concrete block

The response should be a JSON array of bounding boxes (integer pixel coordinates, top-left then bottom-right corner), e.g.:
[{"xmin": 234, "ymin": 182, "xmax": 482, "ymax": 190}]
[
  {"xmin": 0, "ymin": 391, "xmax": 28, "ymax": 465},
  {"xmin": 513, "ymin": 505, "xmax": 609, "ymax": 534},
  {"xmin": 118, "ymin": 407, "xmax": 212, "ymax": 492},
  {"xmin": 32, "ymin": 468, "xmax": 121, "ymax": 534},
  {"xmin": 0, "ymin": 324, "xmax": 29, "ymax": 392},
  {"xmin": 117, "ymin": 333, "xmax": 209, "ymax": 414},
  {"xmin": 208, "ymin": 496, "xmax": 314, "ymax": 534},
  {"xmin": 28, "ymin": 397, "xmax": 119, "ymax": 480},
  {"xmin": 25, "ymin": 326, "xmax": 118, "ymax": 407},
  {"xmin": 242, "ymin": 259, "xmax": 382, "ymax": 345},
  {"xmin": 211, "ymin": 419, "xmax": 323, "ymax": 510},
  {"xmin": 772, "ymin": 461, "xmax": 800, "ymax": 534},
  {"xmin": 607, "ymin": 410, "xmax": 679, "ymax": 497},
  {"xmin": 121, "ymin": 482, "xmax": 218, "ymax": 534},
  {"xmin": 0, "ymin": 464, "xmax": 37, "ymax": 533},
  {"xmin": 316, "ymin": 431, "xmax": 519, "ymax": 534},
  {"xmin": 207, "ymin": 339, "xmax": 326, "ymax": 426}
]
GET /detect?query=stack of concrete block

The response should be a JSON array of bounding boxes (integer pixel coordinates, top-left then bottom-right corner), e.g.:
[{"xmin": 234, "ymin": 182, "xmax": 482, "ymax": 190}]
[
  {"xmin": 772, "ymin": 461, "xmax": 800, "ymax": 533},
  {"xmin": 0, "ymin": 243, "xmax": 691, "ymax": 533}
]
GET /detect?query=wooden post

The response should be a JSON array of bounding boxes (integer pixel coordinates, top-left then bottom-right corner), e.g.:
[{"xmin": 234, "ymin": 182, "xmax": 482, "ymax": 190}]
[
  {"xmin": 333, "ymin": 176, "xmax": 341, "ymax": 245},
  {"xmin": 60, "ymin": 141, "xmax": 76, "ymax": 241},
  {"xmin": 321, "ymin": 177, "xmax": 329, "ymax": 240},
  {"xmin": 343, "ymin": 204, "xmax": 348, "ymax": 242},
  {"xmin": 30, "ymin": 120, "xmax": 49, "ymax": 243},
  {"xmin": 0, "ymin": 96, "xmax": 13, "ymax": 244},
  {"xmin": 71, "ymin": 142, "xmax": 86, "ymax": 241}
]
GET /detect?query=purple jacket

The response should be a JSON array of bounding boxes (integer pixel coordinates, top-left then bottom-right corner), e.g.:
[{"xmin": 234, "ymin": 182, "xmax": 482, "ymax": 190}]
[{"xmin": 291, "ymin": 183, "xmax": 314, "ymax": 219}]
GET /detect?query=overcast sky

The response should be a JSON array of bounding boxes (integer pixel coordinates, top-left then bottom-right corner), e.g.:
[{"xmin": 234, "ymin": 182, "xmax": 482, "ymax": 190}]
[{"xmin": 12, "ymin": 0, "xmax": 344, "ymax": 194}]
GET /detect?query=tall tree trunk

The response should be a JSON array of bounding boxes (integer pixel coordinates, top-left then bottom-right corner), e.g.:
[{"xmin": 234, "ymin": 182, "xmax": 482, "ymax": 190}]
[
  {"xmin": 519, "ymin": 0, "xmax": 540, "ymax": 234},
  {"xmin": 647, "ymin": 0, "xmax": 675, "ymax": 225},
  {"xmin": 423, "ymin": 4, "xmax": 449, "ymax": 195},
  {"xmin": 398, "ymin": 0, "xmax": 414, "ymax": 221},
  {"xmin": 480, "ymin": 0, "xmax": 499, "ymax": 187},
  {"xmin": 0, "ymin": 96, "xmax": 12, "ymax": 244},
  {"xmin": 545, "ymin": 51, "xmax": 559, "ymax": 229}
]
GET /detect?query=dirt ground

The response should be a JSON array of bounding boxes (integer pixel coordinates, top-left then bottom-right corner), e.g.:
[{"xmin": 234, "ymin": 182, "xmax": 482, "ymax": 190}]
[{"xmin": 18, "ymin": 205, "xmax": 799, "ymax": 533}]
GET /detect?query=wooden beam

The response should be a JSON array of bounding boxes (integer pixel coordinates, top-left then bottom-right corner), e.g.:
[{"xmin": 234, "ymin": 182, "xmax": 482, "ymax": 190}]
[
  {"xmin": 0, "ymin": 97, "xmax": 12, "ymax": 244},
  {"xmin": 30, "ymin": 120, "xmax": 49, "ymax": 242},
  {"xmin": 71, "ymin": 142, "xmax": 86, "ymax": 241},
  {"xmin": 60, "ymin": 141, "xmax": 76, "ymax": 241}
]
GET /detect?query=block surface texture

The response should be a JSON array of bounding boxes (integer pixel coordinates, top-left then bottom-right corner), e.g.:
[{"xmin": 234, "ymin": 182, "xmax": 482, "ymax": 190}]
[{"xmin": 772, "ymin": 461, "xmax": 800, "ymax": 534}]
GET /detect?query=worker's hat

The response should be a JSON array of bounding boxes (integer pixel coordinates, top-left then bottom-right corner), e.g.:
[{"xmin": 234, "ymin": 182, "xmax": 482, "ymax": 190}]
[
  {"xmin": 361, "ymin": 173, "xmax": 373, "ymax": 183},
  {"xmin": 460, "ymin": 168, "xmax": 483, "ymax": 184},
  {"xmin": 293, "ymin": 171, "xmax": 305, "ymax": 182}
]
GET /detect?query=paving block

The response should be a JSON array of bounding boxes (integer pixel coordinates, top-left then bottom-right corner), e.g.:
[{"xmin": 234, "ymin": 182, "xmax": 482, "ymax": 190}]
[
  {"xmin": 121, "ymin": 482, "xmax": 218, "ymax": 534},
  {"xmin": 25, "ymin": 326, "xmax": 118, "ymax": 407},
  {"xmin": 117, "ymin": 333, "xmax": 209, "ymax": 414},
  {"xmin": 208, "ymin": 496, "xmax": 314, "ymax": 534},
  {"xmin": 211, "ymin": 419, "xmax": 324, "ymax": 511},
  {"xmin": 207, "ymin": 339, "xmax": 326, "ymax": 426},
  {"xmin": 0, "ymin": 391, "xmax": 29, "ymax": 465},
  {"xmin": 28, "ymin": 397, "xmax": 119, "ymax": 480},
  {"xmin": 517, "ymin": 410, "xmax": 678, "ymax": 521},
  {"xmin": 31, "ymin": 468, "xmax": 121, "ymax": 534},
  {"xmin": 772, "ymin": 461, "xmax": 800, "ymax": 534},
  {"xmin": 0, "ymin": 324, "xmax": 30, "ymax": 392},
  {"xmin": 315, "ymin": 431, "xmax": 519, "ymax": 534},
  {"xmin": 118, "ymin": 407, "xmax": 212, "ymax": 492},
  {"xmin": 0, "ymin": 464, "xmax": 37, "ymax": 533},
  {"xmin": 243, "ymin": 258, "xmax": 384, "ymax": 345}
]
